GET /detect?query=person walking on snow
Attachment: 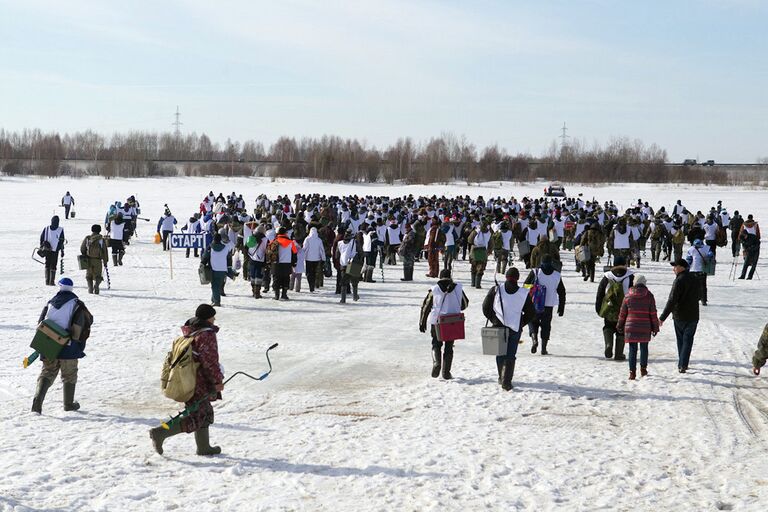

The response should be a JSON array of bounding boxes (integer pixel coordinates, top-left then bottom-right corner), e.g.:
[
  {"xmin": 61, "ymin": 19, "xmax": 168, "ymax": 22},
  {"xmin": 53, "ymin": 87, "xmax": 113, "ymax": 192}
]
[
  {"xmin": 482, "ymin": 267, "xmax": 535, "ymax": 391},
  {"xmin": 595, "ymin": 255, "xmax": 635, "ymax": 361},
  {"xmin": 156, "ymin": 206, "xmax": 178, "ymax": 251},
  {"xmin": 201, "ymin": 233, "xmax": 232, "ymax": 307},
  {"xmin": 40, "ymin": 215, "xmax": 65, "ymax": 286},
  {"xmin": 31, "ymin": 277, "xmax": 93, "ymax": 414},
  {"xmin": 419, "ymin": 269, "xmax": 469, "ymax": 380},
  {"xmin": 79, "ymin": 224, "xmax": 109, "ymax": 294},
  {"xmin": 659, "ymin": 259, "xmax": 700, "ymax": 373},
  {"xmin": 61, "ymin": 192, "xmax": 75, "ymax": 219},
  {"xmin": 686, "ymin": 239, "xmax": 713, "ymax": 306},
  {"xmin": 617, "ymin": 274, "xmax": 659, "ymax": 380},
  {"xmin": 524, "ymin": 255, "xmax": 566, "ymax": 355},
  {"xmin": 149, "ymin": 304, "xmax": 224, "ymax": 456}
]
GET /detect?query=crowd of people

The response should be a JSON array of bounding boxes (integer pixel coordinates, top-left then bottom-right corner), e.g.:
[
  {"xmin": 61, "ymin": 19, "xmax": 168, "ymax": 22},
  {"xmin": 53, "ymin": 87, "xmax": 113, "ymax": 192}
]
[{"xmin": 30, "ymin": 186, "xmax": 766, "ymax": 455}]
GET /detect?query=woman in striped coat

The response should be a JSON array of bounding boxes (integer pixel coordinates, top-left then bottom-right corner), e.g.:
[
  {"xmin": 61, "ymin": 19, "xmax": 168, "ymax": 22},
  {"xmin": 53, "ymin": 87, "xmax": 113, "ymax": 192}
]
[{"xmin": 617, "ymin": 275, "xmax": 660, "ymax": 380}]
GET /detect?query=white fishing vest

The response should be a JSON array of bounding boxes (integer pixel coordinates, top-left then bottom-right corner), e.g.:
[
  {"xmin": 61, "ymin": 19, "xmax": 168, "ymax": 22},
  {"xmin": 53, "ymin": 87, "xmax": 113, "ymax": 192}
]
[
  {"xmin": 428, "ymin": 284, "xmax": 463, "ymax": 326},
  {"xmin": 210, "ymin": 247, "xmax": 229, "ymax": 271},
  {"xmin": 613, "ymin": 228, "xmax": 631, "ymax": 249},
  {"xmin": 493, "ymin": 286, "xmax": 528, "ymax": 332},
  {"xmin": 534, "ymin": 269, "xmax": 562, "ymax": 308},
  {"xmin": 110, "ymin": 222, "xmax": 125, "ymax": 240}
]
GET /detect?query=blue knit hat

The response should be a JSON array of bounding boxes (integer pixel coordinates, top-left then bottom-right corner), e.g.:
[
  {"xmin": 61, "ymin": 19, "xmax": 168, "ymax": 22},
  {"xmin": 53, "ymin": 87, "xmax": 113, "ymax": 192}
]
[{"xmin": 58, "ymin": 277, "xmax": 74, "ymax": 292}]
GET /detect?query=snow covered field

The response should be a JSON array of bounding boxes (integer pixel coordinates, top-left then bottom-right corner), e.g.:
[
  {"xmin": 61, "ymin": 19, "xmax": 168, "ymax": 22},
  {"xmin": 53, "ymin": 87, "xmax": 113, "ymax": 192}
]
[{"xmin": 1, "ymin": 176, "xmax": 767, "ymax": 512}]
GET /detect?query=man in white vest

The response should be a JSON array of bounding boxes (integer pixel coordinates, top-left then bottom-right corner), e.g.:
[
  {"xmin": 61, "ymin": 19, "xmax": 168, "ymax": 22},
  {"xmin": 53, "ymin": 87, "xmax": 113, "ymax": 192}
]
[
  {"xmin": 524, "ymin": 255, "xmax": 566, "ymax": 355},
  {"xmin": 419, "ymin": 269, "xmax": 469, "ymax": 380},
  {"xmin": 482, "ymin": 267, "xmax": 535, "ymax": 391}
]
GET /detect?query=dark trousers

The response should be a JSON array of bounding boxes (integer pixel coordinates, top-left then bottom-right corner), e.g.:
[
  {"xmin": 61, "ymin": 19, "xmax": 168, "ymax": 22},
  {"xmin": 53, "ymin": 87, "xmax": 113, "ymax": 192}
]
[
  {"xmin": 694, "ymin": 271, "xmax": 707, "ymax": 304},
  {"xmin": 628, "ymin": 343, "xmax": 649, "ymax": 372},
  {"xmin": 740, "ymin": 250, "xmax": 759, "ymax": 279},
  {"xmin": 273, "ymin": 263, "xmax": 291, "ymax": 292},
  {"xmin": 249, "ymin": 260, "xmax": 264, "ymax": 284},
  {"xmin": 210, "ymin": 270, "xmax": 226, "ymax": 304},
  {"xmin": 306, "ymin": 260, "xmax": 320, "ymax": 292},
  {"xmin": 706, "ymin": 240, "xmax": 717, "ymax": 258},
  {"xmin": 528, "ymin": 306, "xmax": 554, "ymax": 341},
  {"xmin": 63, "ymin": 205, "xmax": 71, "ymax": 219},
  {"xmin": 496, "ymin": 328, "xmax": 522, "ymax": 365},
  {"xmin": 732, "ymin": 238, "xmax": 741, "ymax": 258},
  {"xmin": 44, "ymin": 251, "xmax": 59, "ymax": 274},
  {"xmin": 673, "ymin": 319, "xmax": 698, "ymax": 370},
  {"xmin": 162, "ymin": 230, "xmax": 172, "ymax": 251},
  {"xmin": 185, "ymin": 247, "xmax": 199, "ymax": 258}
]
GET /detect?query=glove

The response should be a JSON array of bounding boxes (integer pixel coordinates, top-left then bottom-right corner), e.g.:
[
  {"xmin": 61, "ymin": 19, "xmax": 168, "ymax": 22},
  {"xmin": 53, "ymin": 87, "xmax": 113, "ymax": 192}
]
[
  {"xmin": 754, "ymin": 367, "xmax": 761, "ymax": 376},
  {"xmin": 558, "ymin": 310, "xmax": 564, "ymax": 317},
  {"xmin": 419, "ymin": 324, "xmax": 426, "ymax": 333}
]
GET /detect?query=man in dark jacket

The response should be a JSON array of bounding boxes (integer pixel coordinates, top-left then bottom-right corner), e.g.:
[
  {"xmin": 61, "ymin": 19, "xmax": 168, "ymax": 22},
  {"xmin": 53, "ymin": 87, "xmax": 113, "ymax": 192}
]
[
  {"xmin": 32, "ymin": 277, "xmax": 92, "ymax": 413},
  {"xmin": 659, "ymin": 259, "xmax": 700, "ymax": 373},
  {"xmin": 739, "ymin": 232, "xmax": 760, "ymax": 280},
  {"xmin": 40, "ymin": 215, "xmax": 65, "ymax": 286},
  {"xmin": 524, "ymin": 255, "xmax": 566, "ymax": 355},
  {"xmin": 729, "ymin": 210, "xmax": 744, "ymax": 258}
]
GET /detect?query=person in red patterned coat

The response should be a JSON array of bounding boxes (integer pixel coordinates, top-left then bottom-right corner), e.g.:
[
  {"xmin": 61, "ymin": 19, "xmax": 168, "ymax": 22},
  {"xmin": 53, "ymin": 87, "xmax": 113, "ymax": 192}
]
[
  {"xmin": 617, "ymin": 275, "xmax": 660, "ymax": 380},
  {"xmin": 150, "ymin": 304, "xmax": 224, "ymax": 456}
]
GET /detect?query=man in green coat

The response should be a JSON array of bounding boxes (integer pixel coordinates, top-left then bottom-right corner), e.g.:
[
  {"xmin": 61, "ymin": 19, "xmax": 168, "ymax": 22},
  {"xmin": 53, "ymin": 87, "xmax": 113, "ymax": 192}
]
[{"xmin": 751, "ymin": 324, "xmax": 768, "ymax": 375}]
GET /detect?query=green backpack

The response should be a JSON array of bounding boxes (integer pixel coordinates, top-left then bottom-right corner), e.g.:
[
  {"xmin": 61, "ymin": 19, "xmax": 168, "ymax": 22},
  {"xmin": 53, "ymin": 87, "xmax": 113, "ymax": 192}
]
[{"xmin": 599, "ymin": 278, "xmax": 627, "ymax": 322}]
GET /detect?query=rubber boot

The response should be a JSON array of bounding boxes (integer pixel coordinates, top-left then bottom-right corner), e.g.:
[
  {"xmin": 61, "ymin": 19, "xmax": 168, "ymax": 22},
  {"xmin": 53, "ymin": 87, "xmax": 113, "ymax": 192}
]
[
  {"xmin": 340, "ymin": 285, "xmax": 347, "ymax": 303},
  {"xmin": 31, "ymin": 377, "xmax": 52, "ymax": 414},
  {"xmin": 63, "ymin": 382, "xmax": 80, "ymax": 411},
  {"xmin": 614, "ymin": 338, "xmax": 626, "ymax": 361},
  {"xmin": 541, "ymin": 339, "xmax": 549, "ymax": 355},
  {"xmin": 194, "ymin": 427, "xmax": 221, "ymax": 456},
  {"xmin": 531, "ymin": 332, "xmax": 539, "ymax": 354},
  {"xmin": 251, "ymin": 282, "xmax": 262, "ymax": 299},
  {"xmin": 94, "ymin": 279, "xmax": 101, "ymax": 295},
  {"xmin": 87, "ymin": 278, "xmax": 94, "ymax": 294},
  {"xmin": 149, "ymin": 422, "xmax": 182, "ymax": 455},
  {"xmin": 470, "ymin": 271, "xmax": 476, "ymax": 288},
  {"xmin": 401, "ymin": 266, "xmax": 413, "ymax": 282},
  {"xmin": 603, "ymin": 330, "xmax": 613, "ymax": 359},
  {"xmin": 496, "ymin": 358, "xmax": 503, "ymax": 385},
  {"xmin": 475, "ymin": 272, "xmax": 483, "ymax": 289},
  {"xmin": 112, "ymin": 254, "xmax": 119, "ymax": 266},
  {"xmin": 442, "ymin": 343, "xmax": 454, "ymax": 380},
  {"xmin": 431, "ymin": 345, "xmax": 442, "ymax": 378},
  {"xmin": 280, "ymin": 288, "xmax": 289, "ymax": 301},
  {"xmin": 48, "ymin": 269, "xmax": 56, "ymax": 286},
  {"xmin": 501, "ymin": 359, "xmax": 515, "ymax": 391},
  {"xmin": 352, "ymin": 282, "xmax": 359, "ymax": 302},
  {"xmin": 118, "ymin": 251, "xmax": 124, "ymax": 266},
  {"xmin": 273, "ymin": 288, "xmax": 280, "ymax": 300}
]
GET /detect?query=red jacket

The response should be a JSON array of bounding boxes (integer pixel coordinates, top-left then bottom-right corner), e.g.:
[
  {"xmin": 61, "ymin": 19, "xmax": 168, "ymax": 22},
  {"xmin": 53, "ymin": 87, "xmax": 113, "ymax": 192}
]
[{"xmin": 617, "ymin": 285, "xmax": 660, "ymax": 343}]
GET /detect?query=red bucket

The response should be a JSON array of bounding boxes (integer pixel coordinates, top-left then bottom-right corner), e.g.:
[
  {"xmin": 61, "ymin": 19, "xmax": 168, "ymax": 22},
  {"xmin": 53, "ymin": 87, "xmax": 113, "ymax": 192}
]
[{"xmin": 437, "ymin": 313, "xmax": 465, "ymax": 341}]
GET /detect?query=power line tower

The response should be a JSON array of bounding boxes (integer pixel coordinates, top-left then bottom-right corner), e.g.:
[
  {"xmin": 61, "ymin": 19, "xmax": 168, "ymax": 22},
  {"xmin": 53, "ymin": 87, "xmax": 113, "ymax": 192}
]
[
  {"xmin": 173, "ymin": 106, "xmax": 183, "ymax": 137},
  {"xmin": 559, "ymin": 122, "xmax": 570, "ymax": 160}
]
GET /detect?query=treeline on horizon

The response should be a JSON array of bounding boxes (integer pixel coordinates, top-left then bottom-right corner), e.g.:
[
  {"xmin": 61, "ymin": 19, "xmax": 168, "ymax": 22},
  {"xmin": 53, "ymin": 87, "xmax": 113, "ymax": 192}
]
[{"xmin": 0, "ymin": 128, "xmax": 759, "ymax": 186}]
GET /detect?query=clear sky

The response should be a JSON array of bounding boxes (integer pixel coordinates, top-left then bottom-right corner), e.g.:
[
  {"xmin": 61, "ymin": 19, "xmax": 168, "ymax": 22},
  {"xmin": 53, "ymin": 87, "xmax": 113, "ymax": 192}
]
[{"xmin": 1, "ymin": 0, "xmax": 766, "ymax": 162}]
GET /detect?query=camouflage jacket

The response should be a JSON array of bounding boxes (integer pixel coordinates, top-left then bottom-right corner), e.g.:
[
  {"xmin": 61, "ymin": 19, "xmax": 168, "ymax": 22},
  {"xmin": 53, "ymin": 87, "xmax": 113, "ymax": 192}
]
[{"xmin": 752, "ymin": 324, "xmax": 768, "ymax": 369}]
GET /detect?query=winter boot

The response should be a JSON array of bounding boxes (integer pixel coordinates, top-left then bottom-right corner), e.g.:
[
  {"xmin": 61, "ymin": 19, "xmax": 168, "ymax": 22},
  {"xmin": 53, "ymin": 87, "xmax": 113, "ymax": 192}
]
[
  {"xmin": 31, "ymin": 377, "xmax": 52, "ymax": 414},
  {"xmin": 294, "ymin": 277, "xmax": 301, "ymax": 293},
  {"xmin": 541, "ymin": 339, "xmax": 549, "ymax": 356},
  {"xmin": 149, "ymin": 422, "xmax": 182, "ymax": 455},
  {"xmin": 496, "ymin": 358, "xmax": 503, "ymax": 385},
  {"xmin": 87, "ymin": 278, "xmax": 94, "ymax": 294},
  {"xmin": 112, "ymin": 254, "xmax": 119, "ymax": 266},
  {"xmin": 400, "ymin": 266, "xmax": 414, "ymax": 281},
  {"xmin": 603, "ymin": 331, "xmax": 614, "ymax": 359},
  {"xmin": 289, "ymin": 274, "xmax": 296, "ymax": 291},
  {"xmin": 94, "ymin": 279, "xmax": 101, "ymax": 294},
  {"xmin": 273, "ymin": 288, "xmax": 280, "ymax": 300},
  {"xmin": 431, "ymin": 346, "xmax": 442, "ymax": 378},
  {"xmin": 531, "ymin": 332, "xmax": 539, "ymax": 354},
  {"xmin": 63, "ymin": 382, "xmax": 80, "ymax": 411},
  {"xmin": 47, "ymin": 269, "xmax": 56, "ymax": 286},
  {"xmin": 194, "ymin": 427, "xmax": 221, "ymax": 456},
  {"xmin": 442, "ymin": 343, "xmax": 454, "ymax": 380},
  {"xmin": 475, "ymin": 272, "xmax": 483, "ymax": 289},
  {"xmin": 629, "ymin": 370, "xmax": 636, "ymax": 380},
  {"xmin": 352, "ymin": 283, "xmax": 359, "ymax": 302},
  {"xmin": 470, "ymin": 271, "xmax": 477, "ymax": 288},
  {"xmin": 640, "ymin": 367, "xmax": 648, "ymax": 377},
  {"xmin": 614, "ymin": 338, "xmax": 626, "ymax": 361},
  {"xmin": 280, "ymin": 288, "xmax": 289, "ymax": 301},
  {"xmin": 501, "ymin": 359, "xmax": 515, "ymax": 391},
  {"xmin": 118, "ymin": 251, "xmax": 124, "ymax": 266}
]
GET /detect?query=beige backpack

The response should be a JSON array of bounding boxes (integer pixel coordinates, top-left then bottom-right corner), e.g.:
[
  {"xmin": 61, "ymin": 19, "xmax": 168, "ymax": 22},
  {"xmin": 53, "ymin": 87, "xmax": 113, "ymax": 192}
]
[{"xmin": 160, "ymin": 329, "xmax": 211, "ymax": 402}]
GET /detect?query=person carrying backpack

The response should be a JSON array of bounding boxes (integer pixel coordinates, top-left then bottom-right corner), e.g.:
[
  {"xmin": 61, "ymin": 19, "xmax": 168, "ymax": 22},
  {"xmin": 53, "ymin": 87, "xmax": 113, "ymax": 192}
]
[
  {"xmin": 201, "ymin": 233, "xmax": 232, "ymax": 307},
  {"xmin": 31, "ymin": 277, "xmax": 93, "ymax": 414},
  {"xmin": 79, "ymin": 224, "xmax": 109, "ymax": 294},
  {"xmin": 659, "ymin": 259, "xmax": 699, "ymax": 373},
  {"xmin": 419, "ymin": 269, "xmax": 469, "ymax": 380},
  {"xmin": 524, "ymin": 255, "xmax": 566, "ymax": 355},
  {"xmin": 617, "ymin": 275, "xmax": 659, "ymax": 380},
  {"xmin": 482, "ymin": 267, "xmax": 535, "ymax": 391},
  {"xmin": 595, "ymin": 255, "xmax": 635, "ymax": 360},
  {"xmin": 150, "ymin": 304, "xmax": 224, "ymax": 456}
]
